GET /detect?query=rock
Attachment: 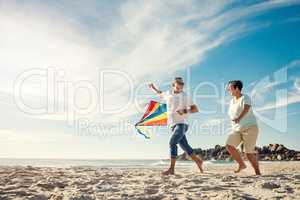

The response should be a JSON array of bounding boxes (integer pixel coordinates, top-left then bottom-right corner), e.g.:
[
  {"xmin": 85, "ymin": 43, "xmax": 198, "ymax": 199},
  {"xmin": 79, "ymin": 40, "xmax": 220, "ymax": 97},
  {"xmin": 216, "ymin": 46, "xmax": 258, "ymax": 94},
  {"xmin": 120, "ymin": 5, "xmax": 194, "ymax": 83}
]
[
  {"xmin": 262, "ymin": 156, "xmax": 271, "ymax": 161},
  {"xmin": 269, "ymin": 144, "xmax": 279, "ymax": 153},
  {"xmin": 261, "ymin": 146, "xmax": 270, "ymax": 154},
  {"xmin": 295, "ymin": 152, "xmax": 300, "ymax": 160},
  {"xmin": 177, "ymin": 153, "xmax": 189, "ymax": 161},
  {"xmin": 285, "ymin": 150, "xmax": 295, "ymax": 159},
  {"xmin": 193, "ymin": 148, "xmax": 202, "ymax": 154},
  {"xmin": 276, "ymin": 144, "xmax": 286, "ymax": 153},
  {"xmin": 215, "ymin": 145, "xmax": 221, "ymax": 150},
  {"xmin": 177, "ymin": 144, "xmax": 300, "ymax": 161}
]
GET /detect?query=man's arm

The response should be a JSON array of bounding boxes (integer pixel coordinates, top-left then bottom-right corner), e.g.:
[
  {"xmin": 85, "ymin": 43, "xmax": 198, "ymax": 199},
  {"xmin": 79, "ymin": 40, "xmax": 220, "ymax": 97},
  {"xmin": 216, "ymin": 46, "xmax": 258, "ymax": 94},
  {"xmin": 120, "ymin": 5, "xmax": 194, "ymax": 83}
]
[
  {"xmin": 233, "ymin": 104, "xmax": 250, "ymax": 123},
  {"xmin": 148, "ymin": 83, "xmax": 162, "ymax": 95},
  {"xmin": 148, "ymin": 82, "xmax": 166, "ymax": 100},
  {"xmin": 177, "ymin": 104, "xmax": 199, "ymax": 115}
]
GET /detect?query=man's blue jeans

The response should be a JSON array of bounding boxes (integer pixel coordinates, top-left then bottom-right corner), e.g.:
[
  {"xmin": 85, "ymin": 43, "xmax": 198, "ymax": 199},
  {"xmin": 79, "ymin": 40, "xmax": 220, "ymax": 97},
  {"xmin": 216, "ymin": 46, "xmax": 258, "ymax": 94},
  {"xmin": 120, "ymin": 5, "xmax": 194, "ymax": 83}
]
[{"xmin": 170, "ymin": 123, "xmax": 194, "ymax": 159}]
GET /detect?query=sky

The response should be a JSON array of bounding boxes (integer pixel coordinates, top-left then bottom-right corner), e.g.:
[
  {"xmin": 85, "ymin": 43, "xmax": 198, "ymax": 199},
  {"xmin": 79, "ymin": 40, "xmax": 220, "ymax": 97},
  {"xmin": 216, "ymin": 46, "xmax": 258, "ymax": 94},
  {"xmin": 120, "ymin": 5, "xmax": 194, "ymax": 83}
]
[{"xmin": 0, "ymin": 0, "xmax": 300, "ymax": 159}]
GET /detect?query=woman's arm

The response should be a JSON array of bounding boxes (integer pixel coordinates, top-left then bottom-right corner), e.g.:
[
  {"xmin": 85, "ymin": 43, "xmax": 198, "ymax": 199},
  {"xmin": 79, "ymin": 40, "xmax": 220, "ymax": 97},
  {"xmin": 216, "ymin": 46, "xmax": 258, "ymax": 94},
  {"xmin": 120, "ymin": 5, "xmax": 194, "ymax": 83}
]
[
  {"xmin": 190, "ymin": 105, "xmax": 199, "ymax": 113},
  {"xmin": 233, "ymin": 104, "xmax": 250, "ymax": 123}
]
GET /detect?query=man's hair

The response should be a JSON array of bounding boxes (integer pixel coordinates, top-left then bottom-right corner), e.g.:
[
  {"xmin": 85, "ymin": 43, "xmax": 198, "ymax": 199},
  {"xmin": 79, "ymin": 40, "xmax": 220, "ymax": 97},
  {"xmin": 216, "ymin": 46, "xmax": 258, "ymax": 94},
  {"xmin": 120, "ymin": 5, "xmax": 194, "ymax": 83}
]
[
  {"xmin": 173, "ymin": 77, "xmax": 184, "ymax": 86},
  {"xmin": 228, "ymin": 80, "xmax": 243, "ymax": 91}
]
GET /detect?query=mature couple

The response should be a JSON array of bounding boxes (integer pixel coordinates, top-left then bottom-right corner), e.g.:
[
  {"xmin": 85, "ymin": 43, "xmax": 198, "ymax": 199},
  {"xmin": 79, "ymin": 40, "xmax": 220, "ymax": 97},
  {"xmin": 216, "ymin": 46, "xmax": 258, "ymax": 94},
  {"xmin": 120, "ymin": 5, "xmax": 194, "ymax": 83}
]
[{"xmin": 149, "ymin": 77, "xmax": 261, "ymax": 176}]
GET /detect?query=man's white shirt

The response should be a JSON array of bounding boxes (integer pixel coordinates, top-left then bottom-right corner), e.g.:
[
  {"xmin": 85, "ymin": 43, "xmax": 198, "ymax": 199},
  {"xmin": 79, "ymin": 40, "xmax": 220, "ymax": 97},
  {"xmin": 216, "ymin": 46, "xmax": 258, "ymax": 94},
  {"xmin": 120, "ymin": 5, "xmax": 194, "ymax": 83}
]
[{"xmin": 160, "ymin": 90, "xmax": 194, "ymax": 126}]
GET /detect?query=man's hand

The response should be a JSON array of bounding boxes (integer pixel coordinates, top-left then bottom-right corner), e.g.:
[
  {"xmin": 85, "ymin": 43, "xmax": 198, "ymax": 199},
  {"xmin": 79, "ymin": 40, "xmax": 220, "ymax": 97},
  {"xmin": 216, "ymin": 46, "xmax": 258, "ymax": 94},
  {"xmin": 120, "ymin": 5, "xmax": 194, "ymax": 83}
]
[
  {"xmin": 177, "ymin": 105, "xmax": 199, "ymax": 115},
  {"xmin": 177, "ymin": 109, "xmax": 188, "ymax": 115},
  {"xmin": 148, "ymin": 83, "xmax": 155, "ymax": 90},
  {"xmin": 148, "ymin": 82, "xmax": 162, "ymax": 95}
]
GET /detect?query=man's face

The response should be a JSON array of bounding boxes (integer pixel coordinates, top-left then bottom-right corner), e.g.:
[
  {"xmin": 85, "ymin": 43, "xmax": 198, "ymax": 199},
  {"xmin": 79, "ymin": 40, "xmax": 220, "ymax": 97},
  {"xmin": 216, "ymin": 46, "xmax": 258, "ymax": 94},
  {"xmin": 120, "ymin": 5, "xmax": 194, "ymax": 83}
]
[
  {"xmin": 173, "ymin": 82, "xmax": 184, "ymax": 93},
  {"xmin": 227, "ymin": 84, "xmax": 238, "ymax": 96}
]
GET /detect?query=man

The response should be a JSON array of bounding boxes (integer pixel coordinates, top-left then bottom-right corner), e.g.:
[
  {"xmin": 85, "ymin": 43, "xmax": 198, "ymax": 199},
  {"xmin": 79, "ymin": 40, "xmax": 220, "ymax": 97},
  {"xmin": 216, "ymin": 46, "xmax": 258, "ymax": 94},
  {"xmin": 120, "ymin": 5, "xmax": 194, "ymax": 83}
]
[
  {"xmin": 149, "ymin": 77, "xmax": 203, "ymax": 175},
  {"xmin": 226, "ymin": 80, "xmax": 261, "ymax": 175}
]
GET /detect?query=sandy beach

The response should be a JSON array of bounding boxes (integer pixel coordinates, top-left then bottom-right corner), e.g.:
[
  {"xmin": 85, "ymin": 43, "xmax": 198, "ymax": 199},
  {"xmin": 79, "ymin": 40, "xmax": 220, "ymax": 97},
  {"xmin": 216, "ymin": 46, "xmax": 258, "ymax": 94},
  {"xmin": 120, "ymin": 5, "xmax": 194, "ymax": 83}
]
[{"xmin": 0, "ymin": 162, "xmax": 299, "ymax": 200}]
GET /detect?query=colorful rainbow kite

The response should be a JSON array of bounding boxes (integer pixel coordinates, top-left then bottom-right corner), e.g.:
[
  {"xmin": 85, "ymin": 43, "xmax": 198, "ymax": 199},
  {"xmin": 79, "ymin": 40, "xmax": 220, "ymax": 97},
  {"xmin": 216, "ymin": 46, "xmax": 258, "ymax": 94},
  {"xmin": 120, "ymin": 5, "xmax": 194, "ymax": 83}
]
[{"xmin": 135, "ymin": 100, "xmax": 167, "ymax": 139}]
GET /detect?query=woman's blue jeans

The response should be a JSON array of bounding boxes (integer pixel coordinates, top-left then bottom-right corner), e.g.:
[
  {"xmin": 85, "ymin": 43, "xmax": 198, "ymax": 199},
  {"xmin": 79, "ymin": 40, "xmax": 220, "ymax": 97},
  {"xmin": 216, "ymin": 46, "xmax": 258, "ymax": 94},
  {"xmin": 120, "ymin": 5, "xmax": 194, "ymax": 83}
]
[{"xmin": 170, "ymin": 123, "xmax": 194, "ymax": 159}]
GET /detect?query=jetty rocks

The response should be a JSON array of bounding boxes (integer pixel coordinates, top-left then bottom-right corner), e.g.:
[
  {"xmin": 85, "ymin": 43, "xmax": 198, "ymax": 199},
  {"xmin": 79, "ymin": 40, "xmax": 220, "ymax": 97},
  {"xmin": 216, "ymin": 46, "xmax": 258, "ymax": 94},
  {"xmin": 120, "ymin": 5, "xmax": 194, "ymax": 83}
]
[{"xmin": 178, "ymin": 144, "xmax": 300, "ymax": 161}]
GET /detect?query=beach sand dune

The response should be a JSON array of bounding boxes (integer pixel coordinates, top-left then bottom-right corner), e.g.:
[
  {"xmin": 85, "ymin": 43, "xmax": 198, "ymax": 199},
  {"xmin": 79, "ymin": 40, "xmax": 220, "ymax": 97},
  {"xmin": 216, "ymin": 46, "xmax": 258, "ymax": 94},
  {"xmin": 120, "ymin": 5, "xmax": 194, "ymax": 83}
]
[{"xmin": 0, "ymin": 162, "xmax": 300, "ymax": 200}]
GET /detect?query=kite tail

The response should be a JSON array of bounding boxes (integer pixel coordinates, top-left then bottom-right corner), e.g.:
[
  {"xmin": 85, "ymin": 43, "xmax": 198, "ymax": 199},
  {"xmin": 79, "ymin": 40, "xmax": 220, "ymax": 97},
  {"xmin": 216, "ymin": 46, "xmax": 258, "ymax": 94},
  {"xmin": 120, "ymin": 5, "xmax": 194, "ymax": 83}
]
[{"xmin": 135, "ymin": 125, "xmax": 150, "ymax": 139}]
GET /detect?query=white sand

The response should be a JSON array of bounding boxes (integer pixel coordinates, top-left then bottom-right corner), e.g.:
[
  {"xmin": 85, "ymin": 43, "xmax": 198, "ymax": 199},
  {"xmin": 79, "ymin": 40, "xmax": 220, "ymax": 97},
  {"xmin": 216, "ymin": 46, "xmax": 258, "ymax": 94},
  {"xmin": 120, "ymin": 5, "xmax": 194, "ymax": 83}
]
[{"xmin": 0, "ymin": 162, "xmax": 300, "ymax": 200}]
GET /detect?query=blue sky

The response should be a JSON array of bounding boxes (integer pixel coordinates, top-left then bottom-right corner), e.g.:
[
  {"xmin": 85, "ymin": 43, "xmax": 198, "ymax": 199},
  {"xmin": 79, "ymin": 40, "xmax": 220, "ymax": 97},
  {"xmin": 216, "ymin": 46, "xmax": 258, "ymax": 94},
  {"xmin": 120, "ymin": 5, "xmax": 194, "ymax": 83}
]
[{"xmin": 0, "ymin": 0, "xmax": 300, "ymax": 159}]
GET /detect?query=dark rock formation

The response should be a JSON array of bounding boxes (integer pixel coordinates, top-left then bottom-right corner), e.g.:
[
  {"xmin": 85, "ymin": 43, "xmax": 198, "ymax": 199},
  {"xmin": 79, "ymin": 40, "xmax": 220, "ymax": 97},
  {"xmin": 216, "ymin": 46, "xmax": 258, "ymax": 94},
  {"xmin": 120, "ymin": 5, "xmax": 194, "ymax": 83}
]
[{"xmin": 177, "ymin": 144, "xmax": 300, "ymax": 161}]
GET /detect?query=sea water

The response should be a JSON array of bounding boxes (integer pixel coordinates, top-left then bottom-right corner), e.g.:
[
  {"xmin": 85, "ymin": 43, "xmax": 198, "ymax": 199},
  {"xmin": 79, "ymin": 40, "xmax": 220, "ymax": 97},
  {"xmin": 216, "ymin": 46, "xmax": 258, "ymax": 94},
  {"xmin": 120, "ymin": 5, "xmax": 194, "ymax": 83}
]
[{"xmin": 0, "ymin": 158, "xmax": 233, "ymax": 168}]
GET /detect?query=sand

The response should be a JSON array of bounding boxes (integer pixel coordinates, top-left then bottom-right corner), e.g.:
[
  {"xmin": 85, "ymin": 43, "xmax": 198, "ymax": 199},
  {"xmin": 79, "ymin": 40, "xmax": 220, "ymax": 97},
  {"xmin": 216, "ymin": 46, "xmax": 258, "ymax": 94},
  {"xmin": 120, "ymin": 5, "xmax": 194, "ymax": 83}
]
[{"xmin": 0, "ymin": 162, "xmax": 300, "ymax": 200}]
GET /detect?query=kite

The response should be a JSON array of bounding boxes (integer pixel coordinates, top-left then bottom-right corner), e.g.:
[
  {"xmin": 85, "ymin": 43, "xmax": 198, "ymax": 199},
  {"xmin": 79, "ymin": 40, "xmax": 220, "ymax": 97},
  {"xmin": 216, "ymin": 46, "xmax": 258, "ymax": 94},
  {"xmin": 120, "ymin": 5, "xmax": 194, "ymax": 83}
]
[{"xmin": 135, "ymin": 100, "xmax": 167, "ymax": 139}]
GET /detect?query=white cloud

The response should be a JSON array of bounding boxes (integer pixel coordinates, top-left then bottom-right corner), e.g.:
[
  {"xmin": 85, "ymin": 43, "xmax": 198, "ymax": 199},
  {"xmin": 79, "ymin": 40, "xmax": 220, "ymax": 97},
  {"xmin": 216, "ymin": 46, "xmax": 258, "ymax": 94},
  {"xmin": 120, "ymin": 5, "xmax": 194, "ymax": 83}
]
[
  {"xmin": 1, "ymin": 0, "xmax": 300, "ymax": 159},
  {"xmin": 1, "ymin": 0, "xmax": 299, "ymax": 127},
  {"xmin": 252, "ymin": 60, "xmax": 300, "ymax": 112}
]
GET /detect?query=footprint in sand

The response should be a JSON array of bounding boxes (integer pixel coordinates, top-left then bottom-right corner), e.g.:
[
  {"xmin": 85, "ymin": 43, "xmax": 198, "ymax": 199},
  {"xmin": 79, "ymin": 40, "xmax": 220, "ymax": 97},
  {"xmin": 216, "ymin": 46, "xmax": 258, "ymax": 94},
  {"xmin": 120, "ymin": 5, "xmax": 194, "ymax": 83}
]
[
  {"xmin": 258, "ymin": 181, "xmax": 281, "ymax": 189},
  {"xmin": 221, "ymin": 175, "xmax": 238, "ymax": 182},
  {"xmin": 241, "ymin": 179, "xmax": 254, "ymax": 184},
  {"xmin": 145, "ymin": 187, "xmax": 159, "ymax": 195},
  {"xmin": 191, "ymin": 178, "xmax": 203, "ymax": 184}
]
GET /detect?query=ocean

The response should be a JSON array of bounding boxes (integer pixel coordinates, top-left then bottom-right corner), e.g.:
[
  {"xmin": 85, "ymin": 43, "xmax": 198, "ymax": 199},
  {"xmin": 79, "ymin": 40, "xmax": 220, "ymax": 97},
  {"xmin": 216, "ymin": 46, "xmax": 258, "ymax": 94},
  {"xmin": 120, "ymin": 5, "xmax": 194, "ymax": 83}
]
[{"xmin": 0, "ymin": 158, "xmax": 233, "ymax": 168}]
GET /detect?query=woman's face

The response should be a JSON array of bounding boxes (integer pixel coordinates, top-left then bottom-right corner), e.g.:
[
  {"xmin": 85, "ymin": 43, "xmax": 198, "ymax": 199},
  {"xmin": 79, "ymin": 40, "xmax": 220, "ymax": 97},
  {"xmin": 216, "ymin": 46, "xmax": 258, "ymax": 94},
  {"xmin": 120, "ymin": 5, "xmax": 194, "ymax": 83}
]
[{"xmin": 227, "ymin": 83, "xmax": 238, "ymax": 96}]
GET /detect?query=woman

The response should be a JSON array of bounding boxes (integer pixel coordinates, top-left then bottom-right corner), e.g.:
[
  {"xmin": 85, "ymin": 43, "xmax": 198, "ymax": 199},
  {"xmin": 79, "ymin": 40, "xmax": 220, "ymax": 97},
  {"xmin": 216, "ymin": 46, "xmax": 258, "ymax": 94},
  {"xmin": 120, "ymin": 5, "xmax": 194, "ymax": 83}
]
[{"xmin": 226, "ymin": 80, "xmax": 261, "ymax": 175}]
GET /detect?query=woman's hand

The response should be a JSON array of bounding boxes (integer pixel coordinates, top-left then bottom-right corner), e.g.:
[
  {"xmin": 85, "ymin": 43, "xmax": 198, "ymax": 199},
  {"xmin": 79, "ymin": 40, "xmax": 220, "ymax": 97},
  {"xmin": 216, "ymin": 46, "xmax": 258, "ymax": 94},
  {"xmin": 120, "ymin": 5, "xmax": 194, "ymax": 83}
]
[
  {"xmin": 232, "ymin": 117, "xmax": 241, "ymax": 123},
  {"xmin": 233, "ymin": 104, "xmax": 250, "ymax": 123}
]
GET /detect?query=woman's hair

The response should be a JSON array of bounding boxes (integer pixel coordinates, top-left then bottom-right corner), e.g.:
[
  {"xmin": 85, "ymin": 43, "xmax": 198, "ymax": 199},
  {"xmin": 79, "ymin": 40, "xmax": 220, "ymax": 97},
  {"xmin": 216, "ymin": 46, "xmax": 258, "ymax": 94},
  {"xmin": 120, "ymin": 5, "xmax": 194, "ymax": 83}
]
[
  {"xmin": 228, "ymin": 80, "xmax": 243, "ymax": 91},
  {"xmin": 173, "ymin": 77, "xmax": 184, "ymax": 86}
]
